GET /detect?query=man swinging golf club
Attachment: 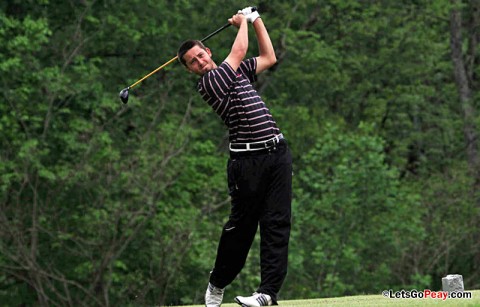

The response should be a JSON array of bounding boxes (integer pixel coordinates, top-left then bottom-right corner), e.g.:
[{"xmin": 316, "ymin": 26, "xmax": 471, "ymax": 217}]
[{"xmin": 178, "ymin": 7, "xmax": 292, "ymax": 307}]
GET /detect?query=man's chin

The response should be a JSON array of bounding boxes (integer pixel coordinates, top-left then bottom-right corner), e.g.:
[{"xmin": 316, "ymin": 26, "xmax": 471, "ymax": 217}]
[{"xmin": 200, "ymin": 67, "xmax": 213, "ymax": 75}]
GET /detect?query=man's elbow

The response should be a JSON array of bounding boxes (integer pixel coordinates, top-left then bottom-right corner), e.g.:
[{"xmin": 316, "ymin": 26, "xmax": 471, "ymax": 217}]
[
  {"xmin": 267, "ymin": 54, "xmax": 277, "ymax": 68},
  {"xmin": 271, "ymin": 54, "xmax": 277, "ymax": 65}
]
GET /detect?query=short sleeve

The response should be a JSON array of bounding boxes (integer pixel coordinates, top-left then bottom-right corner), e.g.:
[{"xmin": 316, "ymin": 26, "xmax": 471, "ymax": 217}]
[{"xmin": 237, "ymin": 57, "xmax": 257, "ymax": 84}]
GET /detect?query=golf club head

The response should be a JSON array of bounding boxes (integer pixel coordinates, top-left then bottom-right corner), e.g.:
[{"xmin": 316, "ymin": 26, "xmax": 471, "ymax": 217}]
[{"xmin": 119, "ymin": 87, "xmax": 129, "ymax": 104}]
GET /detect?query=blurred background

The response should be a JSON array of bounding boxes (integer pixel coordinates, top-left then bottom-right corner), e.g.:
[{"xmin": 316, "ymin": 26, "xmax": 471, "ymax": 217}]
[{"xmin": 1, "ymin": 0, "xmax": 479, "ymax": 306}]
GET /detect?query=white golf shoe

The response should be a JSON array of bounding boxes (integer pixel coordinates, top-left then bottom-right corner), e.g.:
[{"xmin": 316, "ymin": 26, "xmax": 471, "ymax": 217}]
[
  {"xmin": 205, "ymin": 282, "xmax": 224, "ymax": 307},
  {"xmin": 234, "ymin": 292, "xmax": 272, "ymax": 306}
]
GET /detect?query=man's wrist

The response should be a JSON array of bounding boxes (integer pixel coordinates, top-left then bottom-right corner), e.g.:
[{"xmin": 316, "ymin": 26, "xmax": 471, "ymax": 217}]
[
  {"xmin": 252, "ymin": 16, "xmax": 261, "ymax": 24},
  {"xmin": 247, "ymin": 11, "xmax": 260, "ymax": 23}
]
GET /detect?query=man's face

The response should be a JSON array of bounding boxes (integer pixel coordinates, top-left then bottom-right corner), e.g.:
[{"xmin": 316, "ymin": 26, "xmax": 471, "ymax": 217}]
[{"xmin": 183, "ymin": 45, "xmax": 216, "ymax": 76}]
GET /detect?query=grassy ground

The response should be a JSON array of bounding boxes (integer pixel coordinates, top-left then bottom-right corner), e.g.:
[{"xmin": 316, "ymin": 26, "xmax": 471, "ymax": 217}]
[{"xmin": 171, "ymin": 290, "xmax": 480, "ymax": 307}]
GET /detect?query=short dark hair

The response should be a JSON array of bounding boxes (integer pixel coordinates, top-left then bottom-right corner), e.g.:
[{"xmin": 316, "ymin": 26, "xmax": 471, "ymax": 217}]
[{"xmin": 177, "ymin": 40, "xmax": 207, "ymax": 66}]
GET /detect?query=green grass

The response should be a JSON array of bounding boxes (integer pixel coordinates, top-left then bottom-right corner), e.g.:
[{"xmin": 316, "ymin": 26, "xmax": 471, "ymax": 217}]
[{"xmin": 171, "ymin": 290, "xmax": 480, "ymax": 307}]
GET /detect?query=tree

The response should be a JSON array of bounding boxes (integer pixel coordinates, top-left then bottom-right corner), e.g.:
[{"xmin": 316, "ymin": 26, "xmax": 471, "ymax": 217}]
[
  {"xmin": 1, "ymin": 0, "xmax": 479, "ymax": 305},
  {"xmin": 285, "ymin": 122, "xmax": 423, "ymax": 298}
]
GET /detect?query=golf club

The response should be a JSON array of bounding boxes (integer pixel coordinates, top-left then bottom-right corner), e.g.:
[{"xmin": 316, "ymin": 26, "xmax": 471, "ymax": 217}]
[{"xmin": 119, "ymin": 22, "xmax": 232, "ymax": 104}]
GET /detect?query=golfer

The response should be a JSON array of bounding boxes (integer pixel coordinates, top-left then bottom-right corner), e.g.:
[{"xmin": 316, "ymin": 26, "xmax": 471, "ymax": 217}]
[{"xmin": 178, "ymin": 7, "xmax": 292, "ymax": 307}]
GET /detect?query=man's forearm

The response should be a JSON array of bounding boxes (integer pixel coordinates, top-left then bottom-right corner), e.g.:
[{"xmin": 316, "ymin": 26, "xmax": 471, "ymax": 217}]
[
  {"xmin": 225, "ymin": 15, "xmax": 249, "ymax": 71},
  {"xmin": 231, "ymin": 20, "xmax": 249, "ymax": 59},
  {"xmin": 253, "ymin": 18, "xmax": 276, "ymax": 72}
]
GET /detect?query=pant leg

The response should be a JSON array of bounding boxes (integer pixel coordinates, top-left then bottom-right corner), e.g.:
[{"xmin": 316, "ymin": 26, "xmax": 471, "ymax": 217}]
[
  {"xmin": 209, "ymin": 158, "xmax": 263, "ymax": 288},
  {"xmin": 258, "ymin": 142, "xmax": 293, "ymax": 303}
]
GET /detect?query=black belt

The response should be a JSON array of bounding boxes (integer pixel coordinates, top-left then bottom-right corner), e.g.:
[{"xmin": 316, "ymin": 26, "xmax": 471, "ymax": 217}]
[{"xmin": 229, "ymin": 134, "xmax": 284, "ymax": 152}]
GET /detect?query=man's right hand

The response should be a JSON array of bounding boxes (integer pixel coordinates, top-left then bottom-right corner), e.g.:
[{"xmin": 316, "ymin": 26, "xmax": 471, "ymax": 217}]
[{"xmin": 229, "ymin": 13, "xmax": 247, "ymax": 28}]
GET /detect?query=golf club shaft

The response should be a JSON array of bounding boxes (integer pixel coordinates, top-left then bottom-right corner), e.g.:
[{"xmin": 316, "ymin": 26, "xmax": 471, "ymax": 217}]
[
  {"xmin": 128, "ymin": 56, "xmax": 178, "ymax": 90},
  {"xmin": 127, "ymin": 23, "xmax": 231, "ymax": 90},
  {"xmin": 200, "ymin": 23, "xmax": 231, "ymax": 42}
]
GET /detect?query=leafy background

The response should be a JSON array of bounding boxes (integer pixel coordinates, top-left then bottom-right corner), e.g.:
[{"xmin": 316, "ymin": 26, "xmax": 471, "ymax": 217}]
[{"xmin": 1, "ymin": 0, "xmax": 479, "ymax": 306}]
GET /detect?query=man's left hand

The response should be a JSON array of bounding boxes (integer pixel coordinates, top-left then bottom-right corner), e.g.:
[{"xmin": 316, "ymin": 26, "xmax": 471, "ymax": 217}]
[{"xmin": 238, "ymin": 6, "xmax": 260, "ymax": 23}]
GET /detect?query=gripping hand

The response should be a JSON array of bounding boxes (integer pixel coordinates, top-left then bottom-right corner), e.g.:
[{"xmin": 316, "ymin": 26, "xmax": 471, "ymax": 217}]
[{"xmin": 238, "ymin": 6, "xmax": 260, "ymax": 23}]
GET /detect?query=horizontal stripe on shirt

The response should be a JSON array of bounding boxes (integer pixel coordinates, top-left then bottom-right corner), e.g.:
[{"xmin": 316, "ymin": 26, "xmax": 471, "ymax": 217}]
[{"xmin": 197, "ymin": 58, "xmax": 281, "ymax": 142}]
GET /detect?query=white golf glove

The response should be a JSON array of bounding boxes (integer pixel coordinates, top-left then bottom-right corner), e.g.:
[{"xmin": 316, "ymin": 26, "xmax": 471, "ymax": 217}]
[{"xmin": 238, "ymin": 6, "xmax": 260, "ymax": 23}]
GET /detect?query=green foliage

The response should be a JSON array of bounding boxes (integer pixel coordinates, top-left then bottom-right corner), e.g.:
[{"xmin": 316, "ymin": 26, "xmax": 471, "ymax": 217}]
[
  {"xmin": 286, "ymin": 122, "xmax": 423, "ymax": 298},
  {"xmin": 0, "ymin": 0, "xmax": 479, "ymax": 306}
]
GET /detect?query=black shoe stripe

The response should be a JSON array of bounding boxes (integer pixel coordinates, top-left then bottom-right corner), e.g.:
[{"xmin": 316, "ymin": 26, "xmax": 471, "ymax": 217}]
[
  {"xmin": 257, "ymin": 295, "xmax": 267, "ymax": 306},
  {"xmin": 234, "ymin": 298, "xmax": 247, "ymax": 307}
]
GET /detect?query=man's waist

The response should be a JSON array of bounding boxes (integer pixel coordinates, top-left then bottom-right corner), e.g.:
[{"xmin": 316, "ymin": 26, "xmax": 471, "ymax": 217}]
[{"xmin": 229, "ymin": 134, "xmax": 284, "ymax": 152}]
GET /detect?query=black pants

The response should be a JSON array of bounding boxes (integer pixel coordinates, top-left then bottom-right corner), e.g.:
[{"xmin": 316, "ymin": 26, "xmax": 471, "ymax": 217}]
[{"xmin": 210, "ymin": 139, "xmax": 292, "ymax": 304}]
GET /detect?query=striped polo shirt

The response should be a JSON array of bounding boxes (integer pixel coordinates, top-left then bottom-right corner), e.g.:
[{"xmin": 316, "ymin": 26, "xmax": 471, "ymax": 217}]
[{"xmin": 197, "ymin": 57, "xmax": 281, "ymax": 143}]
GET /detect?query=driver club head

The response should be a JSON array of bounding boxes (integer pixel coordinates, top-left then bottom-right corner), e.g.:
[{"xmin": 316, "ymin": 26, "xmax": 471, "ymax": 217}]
[{"xmin": 119, "ymin": 87, "xmax": 129, "ymax": 104}]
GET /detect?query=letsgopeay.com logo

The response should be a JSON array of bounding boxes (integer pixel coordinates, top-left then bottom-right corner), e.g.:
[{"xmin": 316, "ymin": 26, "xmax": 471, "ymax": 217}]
[{"xmin": 382, "ymin": 289, "xmax": 472, "ymax": 301}]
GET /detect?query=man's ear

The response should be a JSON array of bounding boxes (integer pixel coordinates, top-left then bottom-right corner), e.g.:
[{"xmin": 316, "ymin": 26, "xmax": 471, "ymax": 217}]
[{"xmin": 206, "ymin": 47, "xmax": 212, "ymax": 57}]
